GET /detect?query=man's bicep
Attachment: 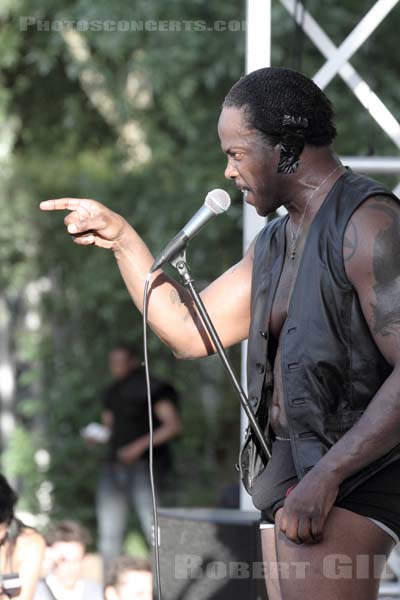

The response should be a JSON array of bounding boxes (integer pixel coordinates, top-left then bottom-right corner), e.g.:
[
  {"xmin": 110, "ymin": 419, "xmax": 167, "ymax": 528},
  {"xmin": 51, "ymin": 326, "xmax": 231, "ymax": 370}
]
[
  {"xmin": 199, "ymin": 236, "xmax": 255, "ymax": 348},
  {"xmin": 173, "ymin": 235, "xmax": 256, "ymax": 358},
  {"xmin": 344, "ymin": 195, "xmax": 400, "ymax": 365}
]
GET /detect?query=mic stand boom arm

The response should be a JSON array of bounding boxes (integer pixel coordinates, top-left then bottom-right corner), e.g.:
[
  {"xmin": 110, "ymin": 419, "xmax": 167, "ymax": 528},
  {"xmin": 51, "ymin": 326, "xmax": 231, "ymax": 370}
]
[{"xmin": 170, "ymin": 251, "xmax": 271, "ymax": 461}]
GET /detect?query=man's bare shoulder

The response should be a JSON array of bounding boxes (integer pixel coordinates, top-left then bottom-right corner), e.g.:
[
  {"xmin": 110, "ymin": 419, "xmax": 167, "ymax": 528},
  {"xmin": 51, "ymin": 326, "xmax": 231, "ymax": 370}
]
[
  {"xmin": 343, "ymin": 194, "xmax": 400, "ymax": 275},
  {"xmin": 343, "ymin": 194, "xmax": 400, "ymax": 363}
]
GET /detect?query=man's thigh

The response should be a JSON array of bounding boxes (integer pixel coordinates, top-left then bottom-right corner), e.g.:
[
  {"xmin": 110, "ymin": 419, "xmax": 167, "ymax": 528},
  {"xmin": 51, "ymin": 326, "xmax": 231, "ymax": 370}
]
[
  {"xmin": 273, "ymin": 506, "xmax": 395, "ymax": 600},
  {"xmin": 261, "ymin": 525, "xmax": 283, "ymax": 600}
]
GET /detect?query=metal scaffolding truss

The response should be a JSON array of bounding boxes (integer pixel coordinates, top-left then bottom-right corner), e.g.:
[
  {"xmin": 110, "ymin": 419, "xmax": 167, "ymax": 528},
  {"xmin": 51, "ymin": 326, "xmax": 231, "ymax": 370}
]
[{"xmin": 281, "ymin": 0, "xmax": 400, "ymax": 196}]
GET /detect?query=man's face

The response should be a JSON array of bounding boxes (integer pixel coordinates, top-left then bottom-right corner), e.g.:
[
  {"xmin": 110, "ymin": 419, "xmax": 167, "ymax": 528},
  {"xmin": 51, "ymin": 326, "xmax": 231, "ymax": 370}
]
[
  {"xmin": 105, "ymin": 570, "xmax": 153, "ymax": 600},
  {"xmin": 109, "ymin": 349, "xmax": 136, "ymax": 380},
  {"xmin": 218, "ymin": 106, "xmax": 282, "ymax": 217},
  {"xmin": 49, "ymin": 541, "xmax": 85, "ymax": 590}
]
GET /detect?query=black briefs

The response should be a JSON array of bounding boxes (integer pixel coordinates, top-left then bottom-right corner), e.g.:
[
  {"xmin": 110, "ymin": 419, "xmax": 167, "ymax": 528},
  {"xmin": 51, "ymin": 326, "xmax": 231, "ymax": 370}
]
[{"xmin": 253, "ymin": 439, "xmax": 400, "ymax": 540}]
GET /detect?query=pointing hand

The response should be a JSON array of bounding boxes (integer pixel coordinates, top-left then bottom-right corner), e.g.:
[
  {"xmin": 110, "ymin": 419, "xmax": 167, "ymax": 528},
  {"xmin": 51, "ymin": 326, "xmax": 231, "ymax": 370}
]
[{"xmin": 40, "ymin": 198, "xmax": 127, "ymax": 249}]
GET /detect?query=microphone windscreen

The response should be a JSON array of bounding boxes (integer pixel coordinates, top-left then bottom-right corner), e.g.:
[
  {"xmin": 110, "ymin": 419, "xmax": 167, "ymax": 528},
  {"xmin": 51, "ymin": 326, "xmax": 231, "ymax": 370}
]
[{"xmin": 205, "ymin": 189, "xmax": 231, "ymax": 214}]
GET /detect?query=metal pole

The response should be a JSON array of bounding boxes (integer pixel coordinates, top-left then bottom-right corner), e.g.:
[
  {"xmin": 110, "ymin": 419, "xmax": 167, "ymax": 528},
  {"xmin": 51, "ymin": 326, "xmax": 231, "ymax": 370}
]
[
  {"xmin": 240, "ymin": 0, "xmax": 272, "ymax": 510},
  {"xmin": 340, "ymin": 156, "xmax": 400, "ymax": 174}
]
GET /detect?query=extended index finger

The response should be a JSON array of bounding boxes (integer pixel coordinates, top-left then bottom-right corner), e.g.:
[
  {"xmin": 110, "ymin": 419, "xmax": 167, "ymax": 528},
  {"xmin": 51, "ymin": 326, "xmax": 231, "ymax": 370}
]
[{"xmin": 40, "ymin": 198, "xmax": 83, "ymax": 211}]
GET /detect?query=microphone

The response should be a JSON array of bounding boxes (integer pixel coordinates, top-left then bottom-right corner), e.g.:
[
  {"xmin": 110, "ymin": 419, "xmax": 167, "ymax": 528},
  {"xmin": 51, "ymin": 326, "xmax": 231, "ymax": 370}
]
[{"xmin": 150, "ymin": 189, "xmax": 231, "ymax": 272}]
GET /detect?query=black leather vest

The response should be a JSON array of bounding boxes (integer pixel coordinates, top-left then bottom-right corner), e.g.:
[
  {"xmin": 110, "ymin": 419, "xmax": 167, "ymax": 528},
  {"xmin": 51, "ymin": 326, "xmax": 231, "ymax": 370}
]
[{"xmin": 240, "ymin": 170, "xmax": 400, "ymax": 498}]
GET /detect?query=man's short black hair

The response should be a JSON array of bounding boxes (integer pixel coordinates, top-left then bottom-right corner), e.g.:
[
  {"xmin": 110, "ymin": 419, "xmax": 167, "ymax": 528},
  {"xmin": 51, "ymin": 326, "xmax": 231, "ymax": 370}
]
[
  {"xmin": 223, "ymin": 67, "xmax": 336, "ymax": 147},
  {"xmin": 0, "ymin": 473, "xmax": 17, "ymax": 524}
]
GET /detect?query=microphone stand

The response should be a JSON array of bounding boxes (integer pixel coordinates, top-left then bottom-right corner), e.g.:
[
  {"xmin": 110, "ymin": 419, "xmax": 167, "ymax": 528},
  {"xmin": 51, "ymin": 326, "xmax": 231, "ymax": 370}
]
[{"xmin": 170, "ymin": 250, "xmax": 271, "ymax": 461}]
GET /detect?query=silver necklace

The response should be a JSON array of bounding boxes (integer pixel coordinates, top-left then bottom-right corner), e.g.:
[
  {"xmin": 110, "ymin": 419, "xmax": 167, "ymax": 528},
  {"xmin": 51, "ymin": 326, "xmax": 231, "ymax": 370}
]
[{"xmin": 289, "ymin": 164, "xmax": 343, "ymax": 260}]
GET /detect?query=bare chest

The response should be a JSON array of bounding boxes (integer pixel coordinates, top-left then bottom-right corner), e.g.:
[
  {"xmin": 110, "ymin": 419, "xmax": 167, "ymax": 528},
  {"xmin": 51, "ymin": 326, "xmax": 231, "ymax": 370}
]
[{"xmin": 269, "ymin": 255, "xmax": 302, "ymax": 340}]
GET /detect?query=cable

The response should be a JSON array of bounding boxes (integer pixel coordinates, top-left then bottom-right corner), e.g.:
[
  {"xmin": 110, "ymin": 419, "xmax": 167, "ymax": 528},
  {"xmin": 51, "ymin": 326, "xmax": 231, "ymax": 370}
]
[{"xmin": 143, "ymin": 271, "xmax": 162, "ymax": 600}]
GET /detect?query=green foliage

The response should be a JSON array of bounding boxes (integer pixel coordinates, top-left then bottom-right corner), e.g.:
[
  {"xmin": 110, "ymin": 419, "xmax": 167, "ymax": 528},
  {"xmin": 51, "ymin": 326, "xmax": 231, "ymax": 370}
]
[
  {"xmin": 1, "ymin": 0, "xmax": 399, "ymax": 544},
  {"xmin": 1, "ymin": 0, "xmax": 245, "ymax": 542},
  {"xmin": 3, "ymin": 426, "xmax": 43, "ymax": 513}
]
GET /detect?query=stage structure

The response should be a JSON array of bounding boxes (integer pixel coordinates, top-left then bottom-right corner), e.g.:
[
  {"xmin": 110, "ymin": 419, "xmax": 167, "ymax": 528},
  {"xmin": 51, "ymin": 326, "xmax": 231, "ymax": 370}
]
[{"xmin": 241, "ymin": 0, "xmax": 400, "ymax": 510}]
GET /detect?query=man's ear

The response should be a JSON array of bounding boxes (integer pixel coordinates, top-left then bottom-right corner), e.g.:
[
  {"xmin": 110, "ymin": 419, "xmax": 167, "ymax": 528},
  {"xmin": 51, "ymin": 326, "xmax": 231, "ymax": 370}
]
[{"xmin": 104, "ymin": 585, "xmax": 119, "ymax": 600}]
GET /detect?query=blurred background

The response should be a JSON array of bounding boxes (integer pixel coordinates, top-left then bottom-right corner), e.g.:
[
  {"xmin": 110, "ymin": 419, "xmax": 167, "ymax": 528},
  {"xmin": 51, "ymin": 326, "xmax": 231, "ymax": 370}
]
[{"xmin": 0, "ymin": 0, "xmax": 398, "ymax": 555}]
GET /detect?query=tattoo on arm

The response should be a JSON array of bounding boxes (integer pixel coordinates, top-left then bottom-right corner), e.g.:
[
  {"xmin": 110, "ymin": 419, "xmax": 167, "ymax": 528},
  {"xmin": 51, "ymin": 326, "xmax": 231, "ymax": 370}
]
[
  {"xmin": 149, "ymin": 274, "xmax": 215, "ymax": 356},
  {"xmin": 169, "ymin": 288, "xmax": 184, "ymax": 306},
  {"xmin": 168, "ymin": 285, "xmax": 214, "ymax": 354},
  {"xmin": 343, "ymin": 219, "xmax": 358, "ymax": 262},
  {"xmin": 169, "ymin": 287, "xmax": 195, "ymax": 318},
  {"xmin": 368, "ymin": 201, "xmax": 400, "ymax": 348}
]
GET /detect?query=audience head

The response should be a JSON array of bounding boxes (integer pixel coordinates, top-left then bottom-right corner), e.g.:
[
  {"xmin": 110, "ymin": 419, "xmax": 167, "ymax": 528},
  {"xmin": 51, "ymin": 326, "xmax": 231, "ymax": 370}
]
[
  {"xmin": 104, "ymin": 556, "xmax": 152, "ymax": 600},
  {"xmin": 109, "ymin": 343, "xmax": 140, "ymax": 380},
  {"xmin": 45, "ymin": 520, "xmax": 92, "ymax": 590}
]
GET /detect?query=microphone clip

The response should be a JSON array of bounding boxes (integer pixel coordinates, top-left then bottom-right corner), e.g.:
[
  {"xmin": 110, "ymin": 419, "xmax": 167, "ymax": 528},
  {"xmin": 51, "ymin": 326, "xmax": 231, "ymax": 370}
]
[{"xmin": 169, "ymin": 249, "xmax": 194, "ymax": 286}]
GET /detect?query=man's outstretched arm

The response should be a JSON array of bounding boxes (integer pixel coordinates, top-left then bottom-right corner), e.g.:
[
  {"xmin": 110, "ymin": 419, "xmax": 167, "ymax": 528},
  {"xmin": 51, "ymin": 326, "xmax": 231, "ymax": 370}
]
[{"xmin": 40, "ymin": 198, "xmax": 254, "ymax": 358}]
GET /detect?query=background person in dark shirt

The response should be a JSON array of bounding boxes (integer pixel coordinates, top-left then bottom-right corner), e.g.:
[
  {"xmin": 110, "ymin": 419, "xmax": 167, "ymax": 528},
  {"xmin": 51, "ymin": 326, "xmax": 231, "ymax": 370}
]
[{"xmin": 95, "ymin": 343, "xmax": 181, "ymax": 572}]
